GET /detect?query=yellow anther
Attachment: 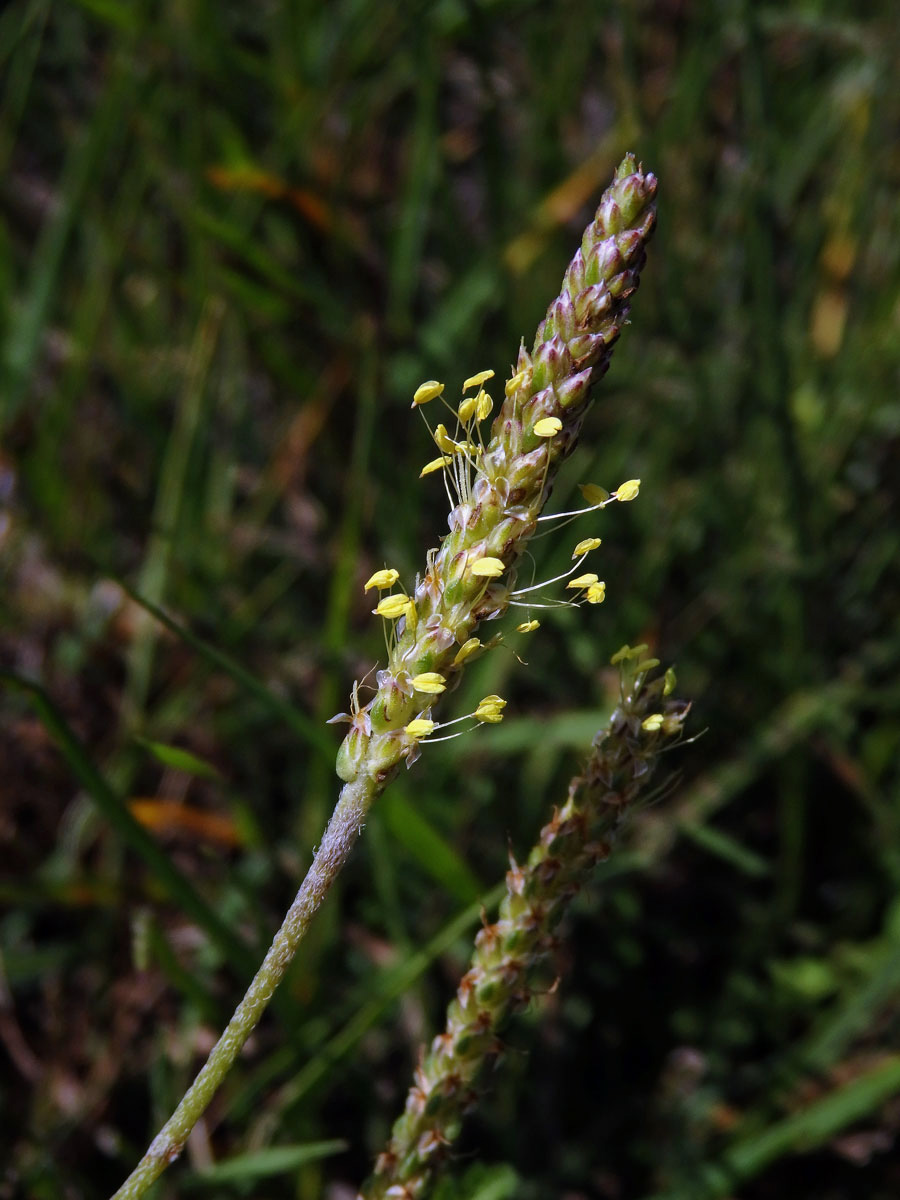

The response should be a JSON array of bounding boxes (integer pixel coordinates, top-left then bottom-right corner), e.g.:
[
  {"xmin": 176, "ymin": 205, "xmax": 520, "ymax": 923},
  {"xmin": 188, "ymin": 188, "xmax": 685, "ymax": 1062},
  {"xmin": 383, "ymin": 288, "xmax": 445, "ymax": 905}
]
[
  {"xmin": 474, "ymin": 694, "xmax": 507, "ymax": 723},
  {"xmin": 458, "ymin": 396, "xmax": 477, "ymax": 423},
  {"xmin": 664, "ymin": 667, "xmax": 677, "ymax": 696},
  {"xmin": 470, "ymin": 556, "xmax": 505, "ymax": 577},
  {"xmin": 364, "ymin": 568, "xmax": 400, "ymax": 592},
  {"xmin": 641, "ymin": 713, "xmax": 664, "ymax": 732},
  {"xmin": 615, "ymin": 478, "xmax": 641, "ymax": 501},
  {"xmin": 419, "ymin": 455, "xmax": 453, "ymax": 477},
  {"xmin": 411, "ymin": 672, "xmax": 446, "ymax": 694},
  {"xmin": 433, "ymin": 423, "xmax": 456, "ymax": 454},
  {"xmin": 462, "ymin": 369, "xmax": 495, "ymax": 392},
  {"xmin": 533, "ymin": 416, "xmax": 562, "ymax": 438},
  {"xmin": 516, "ymin": 620, "xmax": 540, "ymax": 633},
  {"xmin": 375, "ymin": 594, "xmax": 412, "ymax": 619},
  {"xmin": 453, "ymin": 637, "xmax": 482, "ymax": 665},
  {"xmin": 579, "ymin": 483, "xmax": 610, "ymax": 506},
  {"xmin": 505, "ymin": 369, "xmax": 527, "ymax": 397},
  {"xmin": 567, "ymin": 572, "xmax": 599, "ymax": 589},
  {"xmin": 405, "ymin": 718, "xmax": 436, "ymax": 739},
  {"xmin": 572, "ymin": 537, "xmax": 602, "ymax": 557},
  {"xmin": 475, "ymin": 389, "xmax": 493, "ymax": 421},
  {"xmin": 585, "ymin": 582, "xmax": 606, "ymax": 604},
  {"xmin": 412, "ymin": 380, "xmax": 444, "ymax": 407}
]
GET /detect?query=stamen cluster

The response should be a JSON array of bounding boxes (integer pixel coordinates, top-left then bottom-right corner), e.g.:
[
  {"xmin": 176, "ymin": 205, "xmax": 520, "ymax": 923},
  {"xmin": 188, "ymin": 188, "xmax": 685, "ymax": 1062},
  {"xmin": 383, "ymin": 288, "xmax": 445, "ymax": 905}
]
[{"xmin": 332, "ymin": 156, "xmax": 657, "ymax": 800}]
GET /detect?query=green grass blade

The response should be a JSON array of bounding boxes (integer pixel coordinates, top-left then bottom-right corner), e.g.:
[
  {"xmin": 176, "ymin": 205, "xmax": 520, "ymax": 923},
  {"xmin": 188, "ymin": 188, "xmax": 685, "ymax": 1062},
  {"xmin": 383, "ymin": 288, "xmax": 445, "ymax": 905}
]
[
  {"xmin": 183, "ymin": 1140, "xmax": 347, "ymax": 1187},
  {"xmin": 134, "ymin": 737, "xmax": 224, "ymax": 781},
  {"xmin": 644, "ymin": 1056, "xmax": 900, "ymax": 1199},
  {"xmin": 679, "ymin": 821, "xmax": 771, "ymax": 878},
  {"xmin": 122, "ymin": 299, "xmax": 224, "ymax": 728},
  {"xmin": 381, "ymin": 790, "xmax": 483, "ymax": 904},
  {"xmin": 725, "ymin": 1056, "xmax": 900, "ymax": 1182},
  {"xmin": 120, "ymin": 585, "xmax": 335, "ymax": 762},
  {"xmin": 1, "ymin": 52, "xmax": 130, "ymax": 423},
  {"xmin": 0, "ymin": 670, "xmax": 258, "ymax": 979}
]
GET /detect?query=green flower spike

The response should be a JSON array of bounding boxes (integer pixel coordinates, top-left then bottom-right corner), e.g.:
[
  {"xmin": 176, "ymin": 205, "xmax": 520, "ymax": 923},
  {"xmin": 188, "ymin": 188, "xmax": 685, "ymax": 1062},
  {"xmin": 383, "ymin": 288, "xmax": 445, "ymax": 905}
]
[
  {"xmin": 360, "ymin": 656, "xmax": 689, "ymax": 1200},
  {"xmin": 336, "ymin": 155, "xmax": 658, "ymax": 796}
]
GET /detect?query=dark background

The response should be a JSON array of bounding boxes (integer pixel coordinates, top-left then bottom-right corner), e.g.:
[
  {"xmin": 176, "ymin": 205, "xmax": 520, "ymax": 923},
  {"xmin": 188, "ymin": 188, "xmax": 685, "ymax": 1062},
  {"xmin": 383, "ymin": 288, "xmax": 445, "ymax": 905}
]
[{"xmin": 1, "ymin": 1, "xmax": 899, "ymax": 1197}]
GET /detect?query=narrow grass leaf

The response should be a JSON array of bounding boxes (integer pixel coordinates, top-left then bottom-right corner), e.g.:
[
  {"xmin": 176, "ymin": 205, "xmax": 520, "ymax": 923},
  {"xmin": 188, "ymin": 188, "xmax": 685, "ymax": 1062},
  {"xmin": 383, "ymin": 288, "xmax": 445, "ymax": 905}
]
[
  {"xmin": 725, "ymin": 1055, "xmax": 900, "ymax": 1181},
  {"xmin": 1, "ymin": 56, "xmax": 130, "ymax": 422},
  {"xmin": 184, "ymin": 1140, "xmax": 347, "ymax": 1186},
  {"xmin": 121, "ymin": 585, "xmax": 335, "ymax": 762},
  {"xmin": 382, "ymin": 791, "xmax": 483, "ymax": 903},
  {"xmin": 644, "ymin": 1056, "xmax": 900, "ymax": 1199},
  {"xmin": 134, "ymin": 738, "xmax": 224, "ymax": 782},
  {"xmin": 448, "ymin": 1163, "xmax": 520, "ymax": 1200},
  {"xmin": 679, "ymin": 821, "xmax": 771, "ymax": 877},
  {"xmin": 0, "ymin": 670, "xmax": 257, "ymax": 980}
]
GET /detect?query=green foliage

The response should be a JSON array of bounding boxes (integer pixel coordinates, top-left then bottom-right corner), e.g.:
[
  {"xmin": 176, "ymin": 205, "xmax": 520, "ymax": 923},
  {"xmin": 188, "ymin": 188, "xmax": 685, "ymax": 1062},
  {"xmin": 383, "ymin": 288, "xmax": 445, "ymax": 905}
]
[
  {"xmin": 2, "ymin": 1, "xmax": 899, "ymax": 1197},
  {"xmin": 182, "ymin": 1140, "xmax": 347, "ymax": 1189}
]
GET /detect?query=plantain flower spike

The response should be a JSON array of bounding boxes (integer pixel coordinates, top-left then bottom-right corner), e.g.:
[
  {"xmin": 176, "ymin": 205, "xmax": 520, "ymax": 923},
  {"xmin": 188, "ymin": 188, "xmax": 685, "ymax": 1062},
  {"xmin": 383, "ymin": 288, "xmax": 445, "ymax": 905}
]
[
  {"xmin": 361, "ymin": 655, "xmax": 689, "ymax": 1199},
  {"xmin": 336, "ymin": 154, "xmax": 657, "ymax": 794}
]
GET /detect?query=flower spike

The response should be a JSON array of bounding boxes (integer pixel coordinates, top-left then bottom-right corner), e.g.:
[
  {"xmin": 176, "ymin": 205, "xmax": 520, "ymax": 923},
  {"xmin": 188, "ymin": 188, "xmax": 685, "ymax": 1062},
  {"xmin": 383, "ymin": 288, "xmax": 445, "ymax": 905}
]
[
  {"xmin": 336, "ymin": 153, "xmax": 657, "ymax": 793},
  {"xmin": 362, "ymin": 661, "xmax": 688, "ymax": 1199}
]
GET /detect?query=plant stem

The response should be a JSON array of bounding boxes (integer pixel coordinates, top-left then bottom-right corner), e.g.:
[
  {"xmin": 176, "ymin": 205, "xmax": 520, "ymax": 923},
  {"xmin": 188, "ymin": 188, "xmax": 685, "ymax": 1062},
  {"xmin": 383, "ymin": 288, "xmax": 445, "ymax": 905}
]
[{"xmin": 110, "ymin": 775, "xmax": 376, "ymax": 1200}]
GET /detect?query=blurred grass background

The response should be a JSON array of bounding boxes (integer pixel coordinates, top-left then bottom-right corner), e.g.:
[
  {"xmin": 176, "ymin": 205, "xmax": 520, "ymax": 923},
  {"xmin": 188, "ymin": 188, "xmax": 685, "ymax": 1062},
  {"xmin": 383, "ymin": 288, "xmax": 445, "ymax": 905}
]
[{"xmin": 1, "ymin": 1, "xmax": 899, "ymax": 1197}]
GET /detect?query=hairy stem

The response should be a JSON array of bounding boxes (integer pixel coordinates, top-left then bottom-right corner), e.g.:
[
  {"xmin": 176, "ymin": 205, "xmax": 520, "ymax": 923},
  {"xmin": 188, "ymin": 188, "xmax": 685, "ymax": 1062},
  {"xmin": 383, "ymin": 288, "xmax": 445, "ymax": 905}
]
[{"xmin": 110, "ymin": 775, "xmax": 375, "ymax": 1200}]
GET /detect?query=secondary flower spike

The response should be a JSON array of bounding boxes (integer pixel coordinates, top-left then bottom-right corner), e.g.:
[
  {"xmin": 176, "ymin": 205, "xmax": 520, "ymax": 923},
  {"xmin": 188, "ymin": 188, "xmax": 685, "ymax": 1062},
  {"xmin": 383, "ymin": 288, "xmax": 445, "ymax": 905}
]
[
  {"xmin": 336, "ymin": 154, "xmax": 657, "ymax": 795},
  {"xmin": 361, "ymin": 657, "xmax": 689, "ymax": 1199}
]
